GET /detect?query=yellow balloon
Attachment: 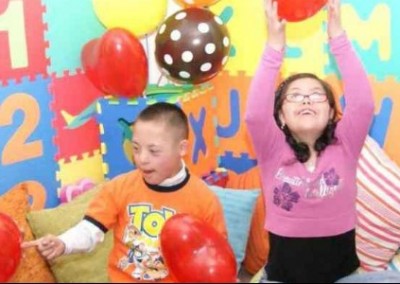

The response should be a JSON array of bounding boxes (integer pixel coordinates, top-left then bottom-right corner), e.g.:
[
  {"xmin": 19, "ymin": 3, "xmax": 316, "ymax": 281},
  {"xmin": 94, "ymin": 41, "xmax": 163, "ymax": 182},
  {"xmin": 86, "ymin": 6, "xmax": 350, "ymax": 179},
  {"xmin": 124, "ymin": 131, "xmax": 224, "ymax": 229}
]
[{"xmin": 93, "ymin": 0, "xmax": 168, "ymax": 37}]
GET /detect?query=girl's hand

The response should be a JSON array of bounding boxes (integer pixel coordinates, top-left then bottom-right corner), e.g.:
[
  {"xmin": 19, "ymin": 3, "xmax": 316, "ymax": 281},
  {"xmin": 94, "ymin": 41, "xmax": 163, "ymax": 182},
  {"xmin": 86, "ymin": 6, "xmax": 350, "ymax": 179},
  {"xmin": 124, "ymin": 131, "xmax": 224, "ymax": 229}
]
[
  {"xmin": 327, "ymin": 0, "xmax": 344, "ymax": 39},
  {"xmin": 265, "ymin": 0, "xmax": 286, "ymax": 51}
]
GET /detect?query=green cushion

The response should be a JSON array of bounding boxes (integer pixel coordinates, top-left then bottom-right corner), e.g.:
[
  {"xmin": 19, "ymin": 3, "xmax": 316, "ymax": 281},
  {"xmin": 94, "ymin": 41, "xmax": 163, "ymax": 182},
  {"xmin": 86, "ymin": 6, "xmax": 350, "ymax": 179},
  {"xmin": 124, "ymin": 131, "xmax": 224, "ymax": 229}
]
[{"xmin": 27, "ymin": 185, "xmax": 113, "ymax": 283}]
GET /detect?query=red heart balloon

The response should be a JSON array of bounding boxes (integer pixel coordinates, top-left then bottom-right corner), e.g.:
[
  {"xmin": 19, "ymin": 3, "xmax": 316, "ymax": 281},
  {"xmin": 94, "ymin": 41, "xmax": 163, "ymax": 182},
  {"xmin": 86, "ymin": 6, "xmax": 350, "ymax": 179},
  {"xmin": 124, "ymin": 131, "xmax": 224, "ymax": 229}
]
[
  {"xmin": 160, "ymin": 214, "xmax": 237, "ymax": 283},
  {"xmin": 174, "ymin": 0, "xmax": 220, "ymax": 8},
  {"xmin": 0, "ymin": 213, "xmax": 22, "ymax": 282},
  {"xmin": 82, "ymin": 28, "xmax": 148, "ymax": 98},
  {"xmin": 276, "ymin": 0, "xmax": 327, "ymax": 22}
]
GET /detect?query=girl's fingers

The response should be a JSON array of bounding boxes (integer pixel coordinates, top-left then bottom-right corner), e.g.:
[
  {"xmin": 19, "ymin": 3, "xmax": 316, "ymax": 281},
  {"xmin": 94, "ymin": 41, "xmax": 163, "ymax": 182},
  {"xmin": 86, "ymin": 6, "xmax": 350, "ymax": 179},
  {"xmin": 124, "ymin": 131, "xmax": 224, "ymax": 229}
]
[
  {"xmin": 272, "ymin": 0, "xmax": 277, "ymax": 15},
  {"xmin": 330, "ymin": 0, "xmax": 340, "ymax": 12},
  {"xmin": 265, "ymin": 0, "xmax": 272, "ymax": 15},
  {"xmin": 328, "ymin": 0, "xmax": 335, "ymax": 11},
  {"xmin": 265, "ymin": 0, "xmax": 280, "ymax": 20}
]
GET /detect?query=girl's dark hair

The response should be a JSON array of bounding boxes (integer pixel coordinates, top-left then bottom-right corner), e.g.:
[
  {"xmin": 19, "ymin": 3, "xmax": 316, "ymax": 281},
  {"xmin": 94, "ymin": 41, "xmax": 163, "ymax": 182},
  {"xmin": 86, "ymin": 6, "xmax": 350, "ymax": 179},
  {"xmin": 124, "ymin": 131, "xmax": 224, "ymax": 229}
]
[{"xmin": 273, "ymin": 73, "xmax": 339, "ymax": 163}]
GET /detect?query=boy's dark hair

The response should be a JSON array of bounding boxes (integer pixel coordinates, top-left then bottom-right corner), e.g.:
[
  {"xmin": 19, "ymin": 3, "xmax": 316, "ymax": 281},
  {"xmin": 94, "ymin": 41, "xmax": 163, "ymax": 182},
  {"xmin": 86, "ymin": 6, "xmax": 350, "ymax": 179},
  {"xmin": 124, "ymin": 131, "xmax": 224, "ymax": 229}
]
[
  {"xmin": 136, "ymin": 102, "xmax": 189, "ymax": 140},
  {"xmin": 273, "ymin": 73, "xmax": 339, "ymax": 163}
]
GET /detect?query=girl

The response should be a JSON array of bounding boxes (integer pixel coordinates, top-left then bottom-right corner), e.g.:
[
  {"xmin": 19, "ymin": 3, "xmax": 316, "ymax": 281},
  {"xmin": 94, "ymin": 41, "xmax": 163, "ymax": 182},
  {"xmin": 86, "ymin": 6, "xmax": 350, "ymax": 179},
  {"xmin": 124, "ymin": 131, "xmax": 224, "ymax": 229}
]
[{"xmin": 245, "ymin": 0, "xmax": 374, "ymax": 282}]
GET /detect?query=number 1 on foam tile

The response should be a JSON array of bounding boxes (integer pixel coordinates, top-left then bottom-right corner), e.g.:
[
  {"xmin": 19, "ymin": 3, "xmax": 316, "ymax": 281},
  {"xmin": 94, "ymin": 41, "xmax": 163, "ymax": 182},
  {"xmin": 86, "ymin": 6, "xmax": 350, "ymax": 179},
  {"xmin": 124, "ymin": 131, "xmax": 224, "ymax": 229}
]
[{"xmin": 0, "ymin": 0, "xmax": 28, "ymax": 69}]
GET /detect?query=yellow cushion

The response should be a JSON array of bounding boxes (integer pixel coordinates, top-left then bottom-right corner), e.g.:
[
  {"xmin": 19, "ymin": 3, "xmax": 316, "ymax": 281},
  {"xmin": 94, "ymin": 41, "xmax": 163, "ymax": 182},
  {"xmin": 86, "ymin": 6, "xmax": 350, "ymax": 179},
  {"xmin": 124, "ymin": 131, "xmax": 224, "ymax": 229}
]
[{"xmin": 27, "ymin": 185, "xmax": 113, "ymax": 283}]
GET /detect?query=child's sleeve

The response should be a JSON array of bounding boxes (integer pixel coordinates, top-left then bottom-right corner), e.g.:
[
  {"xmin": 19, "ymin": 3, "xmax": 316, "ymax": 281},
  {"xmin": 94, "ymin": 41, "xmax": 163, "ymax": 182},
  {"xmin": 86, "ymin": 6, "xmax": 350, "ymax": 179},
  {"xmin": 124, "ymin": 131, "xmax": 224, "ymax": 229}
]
[
  {"xmin": 58, "ymin": 219, "xmax": 105, "ymax": 254},
  {"xmin": 84, "ymin": 181, "xmax": 120, "ymax": 232},
  {"xmin": 245, "ymin": 44, "xmax": 285, "ymax": 161},
  {"xmin": 330, "ymin": 33, "xmax": 375, "ymax": 155},
  {"xmin": 204, "ymin": 193, "xmax": 228, "ymax": 239}
]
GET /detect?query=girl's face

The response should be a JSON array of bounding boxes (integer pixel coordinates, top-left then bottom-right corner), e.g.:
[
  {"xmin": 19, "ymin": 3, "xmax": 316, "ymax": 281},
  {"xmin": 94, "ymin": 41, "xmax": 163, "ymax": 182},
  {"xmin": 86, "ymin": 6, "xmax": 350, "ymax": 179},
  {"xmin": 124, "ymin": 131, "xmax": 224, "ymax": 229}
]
[
  {"xmin": 132, "ymin": 120, "xmax": 188, "ymax": 185},
  {"xmin": 279, "ymin": 77, "xmax": 334, "ymax": 139}
]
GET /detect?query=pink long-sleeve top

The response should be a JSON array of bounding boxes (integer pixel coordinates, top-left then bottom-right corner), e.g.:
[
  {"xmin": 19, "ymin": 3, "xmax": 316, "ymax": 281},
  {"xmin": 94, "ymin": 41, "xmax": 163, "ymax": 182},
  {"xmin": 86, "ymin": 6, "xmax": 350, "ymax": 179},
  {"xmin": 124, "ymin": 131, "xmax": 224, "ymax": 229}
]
[{"xmin": 245, "ymin": 33, "xmax": 374, "ymax": 238}]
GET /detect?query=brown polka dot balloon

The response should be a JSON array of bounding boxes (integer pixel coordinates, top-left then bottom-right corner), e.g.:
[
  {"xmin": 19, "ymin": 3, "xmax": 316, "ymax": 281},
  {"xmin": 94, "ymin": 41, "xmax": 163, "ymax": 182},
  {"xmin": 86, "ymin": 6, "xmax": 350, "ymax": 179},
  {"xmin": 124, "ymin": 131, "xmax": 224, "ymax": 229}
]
[{"xmin": 155, "ymin": 8, "xmax": 230, "ymax": 85}]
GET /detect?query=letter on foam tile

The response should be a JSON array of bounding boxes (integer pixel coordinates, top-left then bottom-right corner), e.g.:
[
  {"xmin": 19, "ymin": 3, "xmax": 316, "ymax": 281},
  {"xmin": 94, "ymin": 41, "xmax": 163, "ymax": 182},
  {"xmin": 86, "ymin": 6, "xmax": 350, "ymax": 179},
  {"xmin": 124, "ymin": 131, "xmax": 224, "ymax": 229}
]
[
  {"xmin": 344, "ymin": 3, "xmax": 391, "ymax": 61},
  {"xmin": 189, "ymin": 108, "xmax": 206, "ymax": 164},
  {"xmin": 217, "ymin": 90, "xmax": 240, "ymax": 138}
]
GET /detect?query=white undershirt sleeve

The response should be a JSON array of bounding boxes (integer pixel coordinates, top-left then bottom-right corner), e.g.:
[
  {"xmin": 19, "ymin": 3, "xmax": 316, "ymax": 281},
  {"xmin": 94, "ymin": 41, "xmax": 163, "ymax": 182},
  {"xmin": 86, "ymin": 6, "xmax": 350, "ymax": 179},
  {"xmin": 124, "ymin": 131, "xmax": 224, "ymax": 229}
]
[{"xmin": 58, "ymin": 219, "xmax": 105, "ymax": 255}]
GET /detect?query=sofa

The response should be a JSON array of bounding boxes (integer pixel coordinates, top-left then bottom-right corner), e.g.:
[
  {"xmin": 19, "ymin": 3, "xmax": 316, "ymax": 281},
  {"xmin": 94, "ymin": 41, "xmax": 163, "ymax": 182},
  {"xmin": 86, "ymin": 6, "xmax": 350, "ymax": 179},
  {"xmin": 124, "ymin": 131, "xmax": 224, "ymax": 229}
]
[
  {"xmin": 1, "ymin": 136, "xmax": 400, "ymax": 283},
  {"xmin": 0, "ymin": 180, "xmax": 264, "ymax": 283}
]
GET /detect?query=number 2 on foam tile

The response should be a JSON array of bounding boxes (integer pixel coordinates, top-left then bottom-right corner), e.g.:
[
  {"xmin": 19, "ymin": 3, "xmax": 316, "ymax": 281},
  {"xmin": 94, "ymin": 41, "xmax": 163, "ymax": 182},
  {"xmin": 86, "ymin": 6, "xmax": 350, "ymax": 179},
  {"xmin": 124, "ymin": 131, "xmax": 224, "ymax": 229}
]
[
  {"xmin": 0, "ymin": 93, "xmax": 43, "ymax": 165},
  {"xmin": 0, "ymin": 0, "xmax": 28, "ymax": 69}
]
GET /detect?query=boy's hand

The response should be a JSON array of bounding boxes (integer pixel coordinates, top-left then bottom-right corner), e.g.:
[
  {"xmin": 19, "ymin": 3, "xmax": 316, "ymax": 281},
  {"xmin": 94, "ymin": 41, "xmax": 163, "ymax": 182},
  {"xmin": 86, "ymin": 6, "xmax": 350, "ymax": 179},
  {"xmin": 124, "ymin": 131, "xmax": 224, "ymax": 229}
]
[
  {"xmin": 327, "ymin": 0, "xmax": 344, "ymax": 38},
  {"xmin": 265, "ymin": 0, "xmax": 286, "ymax": 51},
  {"xmin": 21, "ymin": 234, "xmax": 65, "ymax": 261}
]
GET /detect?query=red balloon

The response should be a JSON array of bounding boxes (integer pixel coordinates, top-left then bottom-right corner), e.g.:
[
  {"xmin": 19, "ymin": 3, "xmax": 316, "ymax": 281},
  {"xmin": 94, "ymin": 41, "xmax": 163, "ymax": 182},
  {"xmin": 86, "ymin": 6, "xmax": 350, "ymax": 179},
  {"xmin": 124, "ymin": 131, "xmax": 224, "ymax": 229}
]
[
  {"xmin": 174, "ymin": 0, "xmax": 220, "ymax": 8},
  {"xmin": 160, "ymin": 214, "xmax": 237, "ymax": 283},
  {"xmin": 0, "ymin": 213, "xmax": 22, "ymax": 282},
  {"xmin": 276, "ymin": 0, "xmax": 327, "ymax": 22},
  {"xmin": 82, "ymin": 28, "xmax": 148, "ymax": 98}
]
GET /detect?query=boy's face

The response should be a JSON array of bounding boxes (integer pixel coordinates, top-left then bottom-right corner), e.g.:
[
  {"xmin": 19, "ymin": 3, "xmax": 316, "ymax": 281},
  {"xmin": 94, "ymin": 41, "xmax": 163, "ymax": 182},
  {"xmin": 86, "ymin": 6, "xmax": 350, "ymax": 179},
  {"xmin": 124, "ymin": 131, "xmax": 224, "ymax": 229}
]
[{"xmin": 132, "ymin": 120, "xmax": 188, "ymax": 185}]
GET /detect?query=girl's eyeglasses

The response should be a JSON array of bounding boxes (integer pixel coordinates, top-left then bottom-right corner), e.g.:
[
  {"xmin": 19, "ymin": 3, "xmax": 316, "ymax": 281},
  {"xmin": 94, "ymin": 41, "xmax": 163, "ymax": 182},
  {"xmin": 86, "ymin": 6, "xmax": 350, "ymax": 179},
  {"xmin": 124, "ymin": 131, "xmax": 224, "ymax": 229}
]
[{"xmin": 285, "ymin": 92, "xmax": 328, "ymax": 103}]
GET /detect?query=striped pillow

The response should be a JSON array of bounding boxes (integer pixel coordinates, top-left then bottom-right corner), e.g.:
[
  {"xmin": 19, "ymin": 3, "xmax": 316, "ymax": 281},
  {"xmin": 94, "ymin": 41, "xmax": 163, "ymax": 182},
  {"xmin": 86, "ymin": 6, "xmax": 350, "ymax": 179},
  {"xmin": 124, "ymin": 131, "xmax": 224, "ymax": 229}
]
[{"xmin": 356, "ymin": 136, "xmax": 400, "ymax": 271}]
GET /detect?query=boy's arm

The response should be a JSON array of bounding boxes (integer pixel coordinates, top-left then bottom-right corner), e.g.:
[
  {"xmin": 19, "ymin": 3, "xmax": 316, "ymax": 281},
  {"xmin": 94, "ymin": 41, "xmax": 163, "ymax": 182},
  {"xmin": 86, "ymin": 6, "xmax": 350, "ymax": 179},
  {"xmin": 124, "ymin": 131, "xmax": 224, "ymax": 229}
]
[
  {"xmin": 59, "ymin": 220, "xmax": 105, "ymax": 254},
  {"xmin": 21, "ymin": 220, "xmax": 104, "ymax": 260},
  {"xmin": 22, "ymin": 181, "xmax": 119, "ymax": 260},
  {"xmin": 84, "ymin": 181, "xmax": 120, "ymax": 231}
]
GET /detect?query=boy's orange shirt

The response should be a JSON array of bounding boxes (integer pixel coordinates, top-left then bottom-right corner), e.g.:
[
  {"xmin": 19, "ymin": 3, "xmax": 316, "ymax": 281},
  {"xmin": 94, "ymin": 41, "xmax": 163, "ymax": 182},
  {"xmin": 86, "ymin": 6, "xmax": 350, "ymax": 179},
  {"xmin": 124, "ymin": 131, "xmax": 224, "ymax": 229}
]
[{"xmin": 85, "ymin": 170, "xmax": 227, "ymax": 283}]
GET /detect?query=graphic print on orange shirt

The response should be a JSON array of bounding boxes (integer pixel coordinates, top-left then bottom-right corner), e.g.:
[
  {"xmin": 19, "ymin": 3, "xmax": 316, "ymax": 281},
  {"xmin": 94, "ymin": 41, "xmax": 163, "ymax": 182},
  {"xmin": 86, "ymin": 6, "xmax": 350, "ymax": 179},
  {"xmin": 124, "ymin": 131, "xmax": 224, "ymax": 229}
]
[{"xmin": 117, "ymin": 204, "xmax": 176, "ymax": 281}]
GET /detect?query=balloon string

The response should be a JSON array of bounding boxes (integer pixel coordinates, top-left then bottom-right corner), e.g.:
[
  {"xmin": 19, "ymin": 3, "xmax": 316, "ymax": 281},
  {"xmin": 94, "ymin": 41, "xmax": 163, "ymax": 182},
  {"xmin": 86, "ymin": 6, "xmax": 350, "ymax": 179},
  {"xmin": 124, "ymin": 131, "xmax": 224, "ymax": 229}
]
[
  {"xmin": 157, "ymin": 74, "xmax": 164, "ymax": 87},
  {"xmin": 145, "ymin": 33, "xmax": 151, "ymax": 92},
  {"xmin": 145, "ymin": 33, "xmax": 150, "ymax": 56}
]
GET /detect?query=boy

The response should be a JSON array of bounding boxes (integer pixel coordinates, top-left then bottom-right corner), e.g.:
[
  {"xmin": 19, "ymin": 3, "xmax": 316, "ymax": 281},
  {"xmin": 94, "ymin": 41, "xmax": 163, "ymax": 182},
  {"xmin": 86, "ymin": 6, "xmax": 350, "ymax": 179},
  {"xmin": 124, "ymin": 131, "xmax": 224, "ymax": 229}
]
[{"xmin": 22, "ymin": 102, "xmax": 227, "ymax": 282}]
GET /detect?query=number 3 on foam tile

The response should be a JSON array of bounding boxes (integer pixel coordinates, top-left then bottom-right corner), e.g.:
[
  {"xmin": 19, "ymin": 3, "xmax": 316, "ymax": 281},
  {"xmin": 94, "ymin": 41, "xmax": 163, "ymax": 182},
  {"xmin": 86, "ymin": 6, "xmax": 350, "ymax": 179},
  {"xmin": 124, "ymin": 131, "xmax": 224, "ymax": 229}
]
[
  {"xmin": 0, "ymin": 0, "xmax": 28, "ymax": 69},
  {"xmin": 0, "ymin": 93, "xmax": 43, "ymax": 165},
  {"xmin": 25, "ymin": 180, "xmax": 46, "ymax": 210}
]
